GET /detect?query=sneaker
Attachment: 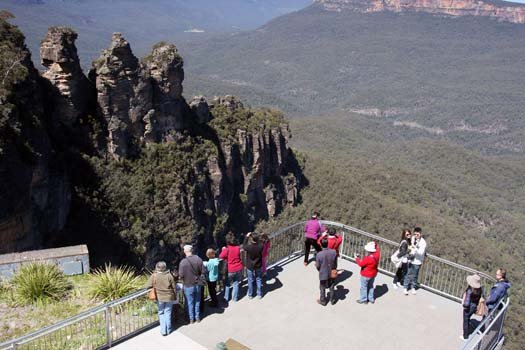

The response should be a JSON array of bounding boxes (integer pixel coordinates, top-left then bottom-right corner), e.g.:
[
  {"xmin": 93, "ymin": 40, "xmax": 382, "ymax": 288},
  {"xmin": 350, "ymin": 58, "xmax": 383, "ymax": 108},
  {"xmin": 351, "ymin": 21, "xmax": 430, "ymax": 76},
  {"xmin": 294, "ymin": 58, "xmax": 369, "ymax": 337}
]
[
  {"xmin": 304, "ymin": 261, "xmax": 308, "ymax": 267},
  {"xmin": 196, "ymin": 319, "xmax": 201, "ymax": 323},
  {"xmin": 459, "ymin": 336, "xmax": 468, "ymax": 341},
  {"xmin": 356, "ymin": 299, "xmax": 368, "ymax": 304},
  {"xmin": 369, "ymin": 300, "xmax": 375, "ymax": 304},
  {"xmin": 411, "ymin": 289, "xmax": 417, "ymax": 295},
  {"xmin": 392, "ymin": 283, "xmax": 399, "ymax": 290},
  {"xmin": 403, "ymin": 289, "xmax": 409, "ymax": 295}
]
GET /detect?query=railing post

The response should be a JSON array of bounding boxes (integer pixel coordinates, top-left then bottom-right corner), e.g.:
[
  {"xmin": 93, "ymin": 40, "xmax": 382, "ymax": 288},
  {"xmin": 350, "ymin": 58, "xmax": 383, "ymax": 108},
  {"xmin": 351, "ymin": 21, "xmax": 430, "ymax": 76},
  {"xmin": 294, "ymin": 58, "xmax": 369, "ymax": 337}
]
[
  {"xmin": 105, "ymin": 306, "xmax": 112, "ymax": 347},
  {"xmin": 340, "ymin": 231, "xmax": 345, "ymax": 256}
]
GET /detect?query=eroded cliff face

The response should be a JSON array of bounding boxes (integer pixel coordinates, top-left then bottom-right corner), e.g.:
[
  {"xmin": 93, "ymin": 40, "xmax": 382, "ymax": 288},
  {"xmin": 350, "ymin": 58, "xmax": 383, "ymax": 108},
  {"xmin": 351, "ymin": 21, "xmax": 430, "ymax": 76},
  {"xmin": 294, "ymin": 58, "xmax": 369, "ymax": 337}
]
[
  {"xmin": 0, "ymin": 24, "xmax": 302, "ymax": 265},
  {"xmin": 0, "ymin": 22, "xmax": 70, "ymax": 254},
  {"xmin": 316, "ymin": 0, "xmax": 525, "ymax": 24}
]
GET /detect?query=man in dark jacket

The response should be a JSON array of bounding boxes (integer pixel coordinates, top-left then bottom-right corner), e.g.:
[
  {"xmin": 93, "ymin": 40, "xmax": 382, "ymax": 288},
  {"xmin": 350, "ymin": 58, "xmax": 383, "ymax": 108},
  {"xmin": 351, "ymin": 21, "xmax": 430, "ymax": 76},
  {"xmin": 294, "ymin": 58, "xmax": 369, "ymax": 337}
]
[
  {"xmin": 243, "ymin": 232, "xmax": 265, "ymax": 299},
  {"xmin": 486, "ymin": 268, "xmax": 511, "ymax": 310},
  {"xmin": 315, "ymin": 238, "xmax": 337, "ymax": 306},
  {"xmin": 179, "ymin": 244, "xmax": 205, "ymax": 323}
]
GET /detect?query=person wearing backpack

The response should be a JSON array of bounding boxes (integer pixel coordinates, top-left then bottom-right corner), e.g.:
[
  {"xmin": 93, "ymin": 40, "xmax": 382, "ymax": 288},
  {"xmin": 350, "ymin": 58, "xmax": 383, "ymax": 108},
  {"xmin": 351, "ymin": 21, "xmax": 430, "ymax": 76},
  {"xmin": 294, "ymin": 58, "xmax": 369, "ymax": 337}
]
[
  {"xmin": 355, "ymin": 241, "xmax": 380, "ymax": 304},
  {"xmin": 392, "ymin": 229, "xmax": 411, "ymax": 289}
]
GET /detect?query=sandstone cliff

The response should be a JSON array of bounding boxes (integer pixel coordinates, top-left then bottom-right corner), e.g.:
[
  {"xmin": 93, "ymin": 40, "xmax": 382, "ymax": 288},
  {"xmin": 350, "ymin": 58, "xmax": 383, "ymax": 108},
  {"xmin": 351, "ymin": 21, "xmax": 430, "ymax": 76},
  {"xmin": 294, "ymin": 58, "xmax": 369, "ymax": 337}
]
[
  {"xmin": 0, "ymin": 23, "xmax": 303, "ymax": 266},
  {"xmin": 0, "ymin": 22, "xmax": 70, "ymax": 254},
  {"xmin": 316, "ymin": 0, "xmax": 525, "ymax": 24}
]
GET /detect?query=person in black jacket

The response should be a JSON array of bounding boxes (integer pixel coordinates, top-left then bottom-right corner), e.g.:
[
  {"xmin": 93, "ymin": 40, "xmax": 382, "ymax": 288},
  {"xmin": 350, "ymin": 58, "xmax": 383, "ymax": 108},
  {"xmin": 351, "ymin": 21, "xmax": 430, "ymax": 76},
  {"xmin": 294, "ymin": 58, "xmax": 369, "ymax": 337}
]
[
  {"xmin": 243, "ymin": 232, "xmax": 265, "ymax": 299},
  {"xmin": 461, "ymin": 274, "xmax": 484, "ymax": 341},
  {"xmin": 393, "ymin": 229, "xmax": 411, "ymax": 289}
]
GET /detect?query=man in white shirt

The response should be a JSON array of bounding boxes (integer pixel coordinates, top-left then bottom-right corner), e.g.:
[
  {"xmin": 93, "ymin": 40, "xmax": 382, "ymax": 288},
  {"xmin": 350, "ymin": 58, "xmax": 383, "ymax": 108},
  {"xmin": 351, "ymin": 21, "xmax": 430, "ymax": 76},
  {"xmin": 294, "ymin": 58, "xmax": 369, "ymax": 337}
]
[{"xmin": 403, "ymin": 227, "xmax": 427, "ymax": 295}]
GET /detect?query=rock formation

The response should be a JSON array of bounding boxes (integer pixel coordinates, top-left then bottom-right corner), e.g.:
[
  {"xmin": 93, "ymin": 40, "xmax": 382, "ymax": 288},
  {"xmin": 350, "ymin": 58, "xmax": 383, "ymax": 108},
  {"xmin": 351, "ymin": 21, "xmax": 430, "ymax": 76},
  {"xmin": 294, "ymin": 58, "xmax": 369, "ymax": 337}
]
[
  {"xmin": 40, "ymin": 27, "xmax": 91, "ymax": 128},
  {"xmin": 315, "ymin": 0, "xmax": 525, "ymax": 24},
  {"xmin": 1, "ymin": 24, "xmax": 303, "ymax": 265},
  {"xmin": 1, "ymin": 22, "xmax": 70, "ymax": 254}
]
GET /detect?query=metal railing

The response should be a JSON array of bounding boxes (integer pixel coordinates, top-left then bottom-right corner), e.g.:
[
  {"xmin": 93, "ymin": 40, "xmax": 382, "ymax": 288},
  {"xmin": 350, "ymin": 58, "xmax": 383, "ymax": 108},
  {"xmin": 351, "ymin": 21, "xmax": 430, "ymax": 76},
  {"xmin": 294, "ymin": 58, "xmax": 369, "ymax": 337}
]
[
  {"xmin": 461, "ymin": 298, "xmax": 510, "ymax": 350},
  {"xmin": 0, "ymin": 220, "xmax": 508, "ymax": 350}
]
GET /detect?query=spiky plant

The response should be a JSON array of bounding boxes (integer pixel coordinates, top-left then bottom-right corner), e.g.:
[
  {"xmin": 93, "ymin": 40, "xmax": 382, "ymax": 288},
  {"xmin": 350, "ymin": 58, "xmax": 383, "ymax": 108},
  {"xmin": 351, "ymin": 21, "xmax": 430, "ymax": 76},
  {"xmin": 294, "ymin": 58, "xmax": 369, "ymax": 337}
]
[
  {"xmin": 87, "ymin": 264, "xmax": 141, "ymax": 302},
  {"xmin": 11, "ymin": 262, "xmax": 72, "ymax": 305}
]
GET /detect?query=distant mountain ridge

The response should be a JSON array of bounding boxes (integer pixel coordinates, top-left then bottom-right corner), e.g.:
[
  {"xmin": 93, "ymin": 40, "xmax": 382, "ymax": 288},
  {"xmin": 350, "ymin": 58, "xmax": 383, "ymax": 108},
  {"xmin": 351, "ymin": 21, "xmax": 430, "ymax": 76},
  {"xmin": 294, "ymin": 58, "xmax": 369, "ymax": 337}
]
[{"xmin": 316, "ymin": 0, "xmax": 525, "ymax": 23}]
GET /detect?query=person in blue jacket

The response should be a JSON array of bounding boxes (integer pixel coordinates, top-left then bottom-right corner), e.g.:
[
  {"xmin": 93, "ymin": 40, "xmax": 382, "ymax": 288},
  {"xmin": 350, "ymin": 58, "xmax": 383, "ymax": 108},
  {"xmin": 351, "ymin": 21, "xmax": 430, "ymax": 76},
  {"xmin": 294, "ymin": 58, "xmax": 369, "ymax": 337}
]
[{"xmin": 486, "ymin": 268, "xmax": 511, "ymax": 311}]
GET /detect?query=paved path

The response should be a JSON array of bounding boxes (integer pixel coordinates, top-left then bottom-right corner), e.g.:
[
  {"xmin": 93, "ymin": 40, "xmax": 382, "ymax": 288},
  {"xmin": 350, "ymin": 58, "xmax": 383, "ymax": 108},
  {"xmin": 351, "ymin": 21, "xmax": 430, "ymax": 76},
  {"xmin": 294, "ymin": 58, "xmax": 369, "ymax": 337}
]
[{"xmin": 115, "ymin": 256, "xmax": 464, "ymax": 350}]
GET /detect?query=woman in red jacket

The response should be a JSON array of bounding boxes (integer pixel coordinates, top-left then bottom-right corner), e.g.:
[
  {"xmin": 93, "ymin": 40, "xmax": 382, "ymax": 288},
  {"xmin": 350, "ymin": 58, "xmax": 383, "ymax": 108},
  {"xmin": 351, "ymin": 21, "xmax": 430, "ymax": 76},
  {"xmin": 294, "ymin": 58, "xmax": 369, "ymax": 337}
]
[
  {"xmin": 354, "ymin": 241, "xmax": 380, "ymax": 304},
  {"xmin": 219, "ymin": 233, "xmax": 244, "ymax": 302}
]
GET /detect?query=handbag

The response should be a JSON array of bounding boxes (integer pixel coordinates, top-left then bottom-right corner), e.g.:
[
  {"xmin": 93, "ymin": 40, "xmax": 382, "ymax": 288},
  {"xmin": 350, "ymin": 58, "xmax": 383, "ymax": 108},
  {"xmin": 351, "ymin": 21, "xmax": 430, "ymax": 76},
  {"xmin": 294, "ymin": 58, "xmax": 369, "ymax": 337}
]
[
  {"xmin": 330, "ymin": 269, "xmax": 338, "ymax": 279},
  {"xmin": 476, "ymin": 297, "xmax": 488, "ymax": 317},
  {"xmin": 147, "ymin": 273, "xmax": 157, "ymax": 301},
  {"xmin": 390, "ymin": 250, "xmax": 402, "ymax": 268}
]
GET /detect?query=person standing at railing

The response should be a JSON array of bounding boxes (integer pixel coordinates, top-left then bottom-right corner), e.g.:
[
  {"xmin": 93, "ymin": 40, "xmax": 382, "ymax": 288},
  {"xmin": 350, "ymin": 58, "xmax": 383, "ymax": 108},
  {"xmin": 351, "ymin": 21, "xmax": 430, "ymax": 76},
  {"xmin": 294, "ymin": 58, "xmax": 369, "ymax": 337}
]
[
  {"xmin": 219, "ymin": 233, "xmax": 244, "ymax": 302},
  {"xmin": 316, "ymin": 237, "xmax": 337, "ymax": 306},
  {"xmin": 461, "ymin": 274, "xmax": 484, "ymax": 341},
  {"xmin": 392, "ymin": 229, "xmax": 411, "ymax": 289},
  {"xmin": 304, "ymin": 212, "xmax": 324, "ymax": 266},
  {"xmin": 403, "ymin": 227, "xmax": 427, "ymax": 295},
  {"xmin": 355, "ymin": 241, "xmax": 380, "ymax": 304},
  {"xmin": 261, "ymin": 233, "xmax": 271, "ymax": 276},
  {"xmin": 145, "ymin": 261, "xmax": 178, "ymax": 336},
  {"xmin": 204, "ymin": 248, "xmax": 221, "ymax": 308},
  {"xmin": 243, "ymin": 232, "xmax": 265, "ymax": 299},
  {"xmin": 179, "ymin": 245, "xmax": 205, "ymax": 324},
  {"xmin": 317, "ymin": 227, "xmax": 343, "ymax": 268},
  {"xmin": 485, "ymin": 268, "xmax": 511, "ymax": 311}
]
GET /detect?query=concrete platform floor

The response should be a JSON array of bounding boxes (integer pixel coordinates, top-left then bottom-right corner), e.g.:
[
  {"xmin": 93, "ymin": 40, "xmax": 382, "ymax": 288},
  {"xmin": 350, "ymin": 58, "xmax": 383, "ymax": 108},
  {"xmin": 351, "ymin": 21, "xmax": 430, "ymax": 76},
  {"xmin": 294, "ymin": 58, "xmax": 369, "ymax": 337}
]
[{"xmin": 114, "ymin": 255, "xmax": 465, "ymax": 350}]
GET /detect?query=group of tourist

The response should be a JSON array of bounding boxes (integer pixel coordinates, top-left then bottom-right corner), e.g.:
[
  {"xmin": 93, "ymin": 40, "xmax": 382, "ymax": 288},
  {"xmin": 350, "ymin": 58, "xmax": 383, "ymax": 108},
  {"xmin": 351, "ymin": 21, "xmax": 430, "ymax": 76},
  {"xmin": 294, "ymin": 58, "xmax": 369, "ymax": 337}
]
[
  {"xmin": 147, "ymin": 212, "xmax": 511, "ymax": 341},
  {"xmin": 146, "ymin": 232, "xmax": 271, "ymax": 335}
]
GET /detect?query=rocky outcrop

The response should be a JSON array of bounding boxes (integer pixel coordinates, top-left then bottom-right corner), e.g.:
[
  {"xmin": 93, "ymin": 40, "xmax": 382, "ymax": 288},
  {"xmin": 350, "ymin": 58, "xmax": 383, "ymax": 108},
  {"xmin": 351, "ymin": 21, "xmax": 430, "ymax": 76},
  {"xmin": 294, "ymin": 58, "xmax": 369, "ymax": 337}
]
[
  {"xmin": 40, "ymin": 27, "xmax": 91, "ymax": 127},
  {"xmin": 1, "ymin": 22, "xmax": 70, "ymax": 254},
  {"xmin": 1, "ymin": 23, "xmax": 303, "ymax": 265},
  {"xmin": 315, "ymin": 0, "xmax": 525, "ymax": 24},
  {"xmin": 90, "ymin": 35, "xmax": 189, "ymax": 158}
]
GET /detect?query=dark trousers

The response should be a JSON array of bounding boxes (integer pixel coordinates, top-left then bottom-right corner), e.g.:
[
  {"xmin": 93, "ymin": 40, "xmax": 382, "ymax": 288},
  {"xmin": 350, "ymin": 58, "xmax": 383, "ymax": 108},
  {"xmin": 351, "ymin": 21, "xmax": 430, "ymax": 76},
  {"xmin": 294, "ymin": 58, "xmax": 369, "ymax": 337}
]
[
  {"xmin": 319, "ymin": 279, "xmax": 335, "ymax": 305},
  {"xmin": 404, "ymin": 263, "xmax": 421, "ymax": 290},
  {"xmin": 207, "ymin": 281, "xmax": 218, "ymax": 307},
  {"xmin": 393, "ymin": 262, "xmax": 408, "ymax": 285},
  {"xmin": 463, "ymin": 304, "xmax": 477, "ymax": 338},
  {"xmin": 304, "ymin": 238, "xmax": 322, "ymax": 263}
]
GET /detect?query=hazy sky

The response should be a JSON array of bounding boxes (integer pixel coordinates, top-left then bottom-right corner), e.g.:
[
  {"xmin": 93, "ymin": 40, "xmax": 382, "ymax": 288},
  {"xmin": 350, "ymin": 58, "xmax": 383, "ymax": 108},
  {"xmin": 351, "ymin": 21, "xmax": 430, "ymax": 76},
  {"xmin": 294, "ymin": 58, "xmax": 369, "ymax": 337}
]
[{"xmin": 505, "ymin": 0, "xmax": 525, "ymax": 3}]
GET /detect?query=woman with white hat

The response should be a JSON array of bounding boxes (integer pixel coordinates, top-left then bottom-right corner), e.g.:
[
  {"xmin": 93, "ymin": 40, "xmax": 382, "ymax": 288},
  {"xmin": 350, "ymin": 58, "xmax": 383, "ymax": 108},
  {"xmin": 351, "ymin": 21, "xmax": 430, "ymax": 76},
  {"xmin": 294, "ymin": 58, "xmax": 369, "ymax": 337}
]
[
  {"xmin": 461, "ymin": 274, "xmax": 484, "ymax": 340},
  {"xmin": 354, "ymin": 241, "xmax": 380, "ymax": 304}
]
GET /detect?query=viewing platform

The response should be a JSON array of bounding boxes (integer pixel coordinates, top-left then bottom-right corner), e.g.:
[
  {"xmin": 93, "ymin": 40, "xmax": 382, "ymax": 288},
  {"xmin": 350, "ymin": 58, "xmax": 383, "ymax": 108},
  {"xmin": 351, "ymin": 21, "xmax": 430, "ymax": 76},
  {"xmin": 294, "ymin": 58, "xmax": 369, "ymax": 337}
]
[
  {"xmin": 113, "ymin": 256, "xmax": 464, "ymax": 350},
  {"xmin": 0, "ymin": 221, "xmax": 508, "ymax": 350}
]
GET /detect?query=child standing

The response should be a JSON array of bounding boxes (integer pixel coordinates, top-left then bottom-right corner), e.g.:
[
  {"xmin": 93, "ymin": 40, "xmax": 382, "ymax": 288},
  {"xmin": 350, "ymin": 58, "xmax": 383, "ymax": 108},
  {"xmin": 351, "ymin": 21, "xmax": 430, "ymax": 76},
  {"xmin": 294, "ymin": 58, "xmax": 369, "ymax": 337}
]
[{"xmin": 204, "ymin": 248, "xmax": 221, "ymax": 307}]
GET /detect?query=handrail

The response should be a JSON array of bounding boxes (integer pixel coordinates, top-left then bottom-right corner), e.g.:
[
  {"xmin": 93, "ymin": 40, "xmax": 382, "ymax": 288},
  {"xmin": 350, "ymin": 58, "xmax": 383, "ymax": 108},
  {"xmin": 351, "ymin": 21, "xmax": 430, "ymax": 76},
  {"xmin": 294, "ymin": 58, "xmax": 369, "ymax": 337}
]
[{"xmin": 0, "ymin": 220, "xmax": 507, "ymax": 350}]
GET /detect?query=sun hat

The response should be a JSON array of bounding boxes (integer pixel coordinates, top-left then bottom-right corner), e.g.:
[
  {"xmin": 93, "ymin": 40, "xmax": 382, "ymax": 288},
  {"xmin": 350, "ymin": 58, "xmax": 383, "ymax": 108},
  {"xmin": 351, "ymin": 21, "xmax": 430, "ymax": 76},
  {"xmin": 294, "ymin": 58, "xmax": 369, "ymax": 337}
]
[
  {"xmin": 466, "ymin": 274, "xmax": 481, "ymax": 289},
  {"xmin": 364, "ymin": 241, "xmax": 376, "ymax": 253}
]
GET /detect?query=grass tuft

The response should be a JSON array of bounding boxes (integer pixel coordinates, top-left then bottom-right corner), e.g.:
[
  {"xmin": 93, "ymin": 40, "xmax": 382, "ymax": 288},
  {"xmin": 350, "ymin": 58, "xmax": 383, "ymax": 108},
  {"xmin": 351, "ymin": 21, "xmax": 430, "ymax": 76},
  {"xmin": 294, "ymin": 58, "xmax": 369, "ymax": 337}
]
[
  {"xmin": 87, "ymin": 264, "xmax": 141, "ymax": 302},
  {"xmin": 11, "ymin": 262, "xmax": 72, "ymax": 305}
]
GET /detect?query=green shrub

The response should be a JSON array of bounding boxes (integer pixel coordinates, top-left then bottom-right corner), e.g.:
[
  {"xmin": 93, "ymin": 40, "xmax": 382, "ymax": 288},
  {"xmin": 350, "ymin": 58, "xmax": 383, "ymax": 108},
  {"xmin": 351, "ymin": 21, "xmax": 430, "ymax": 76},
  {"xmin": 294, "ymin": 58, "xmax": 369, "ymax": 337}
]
[
  {"xmin": 11, "ymin": 262, "xmax": 72, "ymax": 305},
  {"xmin": 87, "ymin": 264, "xmax": 141, "ymax": 302}
]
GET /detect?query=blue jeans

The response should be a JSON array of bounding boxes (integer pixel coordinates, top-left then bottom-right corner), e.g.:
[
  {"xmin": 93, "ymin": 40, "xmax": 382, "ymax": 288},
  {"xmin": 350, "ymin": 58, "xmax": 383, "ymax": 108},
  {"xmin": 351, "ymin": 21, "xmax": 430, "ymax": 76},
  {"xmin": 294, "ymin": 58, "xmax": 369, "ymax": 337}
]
[
  {"xmin": 224, "ymin": 271, "xmax": 242, "ymax": 302},
  {"xmin": 183, "ymin": 285, "xmax": 202, "ymax": 321},
  {"xmin": 157, "ymin": 301, "xmax": 175, "ymax": 335},
  {"xmin": 247, "ymin": 268, "xmax": 263, "ymax": 298},
  {"xmin": 359, "ymin": 276, "xmax": 375, "ymax": 302},
  {"xmin": 404, "ymin": 263, "xmax": 421, "ymax": 290}
]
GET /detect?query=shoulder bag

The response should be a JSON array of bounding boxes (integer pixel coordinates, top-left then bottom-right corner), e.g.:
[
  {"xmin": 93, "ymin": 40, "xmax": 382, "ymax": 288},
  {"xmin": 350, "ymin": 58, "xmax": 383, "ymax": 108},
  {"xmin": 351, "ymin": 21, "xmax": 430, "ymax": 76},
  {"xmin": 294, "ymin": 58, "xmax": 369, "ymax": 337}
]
[{"xmin": 148, "ymin": 273, "xmax": 157, "ymax": 301}]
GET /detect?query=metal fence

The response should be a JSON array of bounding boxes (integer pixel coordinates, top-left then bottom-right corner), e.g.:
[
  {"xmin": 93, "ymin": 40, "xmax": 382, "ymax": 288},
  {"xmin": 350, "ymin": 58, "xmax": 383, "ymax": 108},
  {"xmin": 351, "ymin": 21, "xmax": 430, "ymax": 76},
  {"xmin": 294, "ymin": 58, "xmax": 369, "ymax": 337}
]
[{"xmin": 0, "ymin": 220, "xmax": 508, "ymax": 350}]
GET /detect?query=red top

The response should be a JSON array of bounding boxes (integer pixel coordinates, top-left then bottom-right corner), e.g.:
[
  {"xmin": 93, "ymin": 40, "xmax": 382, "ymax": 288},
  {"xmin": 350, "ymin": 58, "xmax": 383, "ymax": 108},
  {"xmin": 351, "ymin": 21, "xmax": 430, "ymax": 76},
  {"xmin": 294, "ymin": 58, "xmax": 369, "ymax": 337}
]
[
  {"xmin": 219, "ymin": 245, "xmax": 243, "ymax": 273},
  {"xmin": 317, "ymin": 234, "xmax": 343, "ymax": 256},
  {"xmin": 355, "ymin": 244, "xmax": 380, "ymax": 278}
]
